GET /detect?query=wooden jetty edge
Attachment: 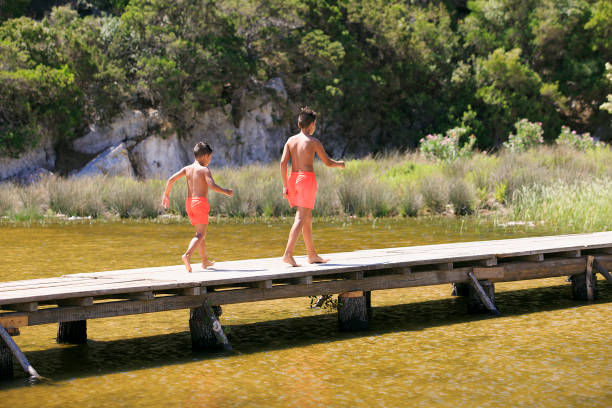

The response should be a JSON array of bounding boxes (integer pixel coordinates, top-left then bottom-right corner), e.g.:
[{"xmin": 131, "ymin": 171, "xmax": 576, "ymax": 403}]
[{"xmin": 2, "ymin": 231, "xmax": 612, "ymax": 379}]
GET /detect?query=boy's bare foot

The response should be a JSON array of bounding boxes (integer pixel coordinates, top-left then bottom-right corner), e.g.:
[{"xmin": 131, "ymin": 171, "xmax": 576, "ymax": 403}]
[
  {"xmin": 181, "ymin": 254, "xmax": 192, "ymax": 272},
  {"xmin": 308, "ymin": 255, "xmax": 329, "ymax": 264},
  {"xmin": 283, "ymin": 254, "xmax": 301, "ymax": 267},
  {"xmin": 201, "ymin": 260, "xmax": 215, "ymax": 269}
]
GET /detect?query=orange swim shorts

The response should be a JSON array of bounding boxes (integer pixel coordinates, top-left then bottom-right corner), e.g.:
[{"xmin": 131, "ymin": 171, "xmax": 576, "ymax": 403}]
[
  {"xmin": 287, "ymin": 171, "xmax": 317, "ymax": 210},
  {"xmin": 185, "ymin": 196, "xmax": 209, "ymax": 225}
]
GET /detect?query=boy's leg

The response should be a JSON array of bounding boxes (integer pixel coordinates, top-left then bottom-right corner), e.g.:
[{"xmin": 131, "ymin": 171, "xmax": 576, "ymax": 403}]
[
  {"xmin": 182, "ymin": 224, "xmax": 207, "ymax": 272},
  {"xmin": 197, "ymin": 226, "xmax": 215, "ymax": 269},
  {"xmin": 302, "ymin": 209, "xmax": 329, "ymax": 264},
  {"xmin": 283, "ymin": 206, "xmax": 308, "ymax": 267}
]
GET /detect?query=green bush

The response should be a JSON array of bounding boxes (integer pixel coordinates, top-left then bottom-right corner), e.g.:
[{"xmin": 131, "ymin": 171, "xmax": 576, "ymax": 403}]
[
  {"xmin": 420, "ymin": 175, "xmax": 449, "ymax": 213},
  {"xmin": 419, "ymin": 127, "xmax": 476, "ymax": 162},
  {"xmin": 503, "ymin": 119, "xmax": 544, "ymax": 153}
]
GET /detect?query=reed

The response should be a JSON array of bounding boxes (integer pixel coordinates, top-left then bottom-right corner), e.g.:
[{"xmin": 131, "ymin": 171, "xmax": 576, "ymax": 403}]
[{"xmin": 0, "ymin": 145, "xmax": 610, "ymax": 232}]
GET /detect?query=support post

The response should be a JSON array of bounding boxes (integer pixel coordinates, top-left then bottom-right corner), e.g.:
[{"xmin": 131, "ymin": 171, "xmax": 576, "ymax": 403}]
[
  {"xmin": 365, "ymin": 291, "xmax": 372, "ymax": 319},
  {"xmin": 0, "ymin": 334, "xmax": 12, "ymax": 380},
  {"xmin": 190, "ymin": 302, "xmax": 231, "ymax": 352},
  {"xmin": 451, "ymin": 282, "xmax": 470, "ymax": 297},
  {"xmin": 592, "ymin": 258, "xmax": 612, "ymax": 283},
  {"xmin": 57, "ymin": 320, "xmax": 87, "ymax": 344},
  {"xmin": 570, "ymin": 256, "xmax": 598, "ymax": 300},
  {"xmin": 0, "ymin": 325, "xmax": 39, "ymax": 380},
  {"xmin": 338, "ymin": 291, "xmax": 369, "ymax": 331},
  {"xmin": 467, "ymin": 272, "xmax": 500, "ymax": 316}
]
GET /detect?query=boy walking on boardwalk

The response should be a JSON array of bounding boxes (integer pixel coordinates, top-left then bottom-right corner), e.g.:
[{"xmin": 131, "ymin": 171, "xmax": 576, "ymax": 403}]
[
  {"xmin": 162, "ymin": 142, "xmax": 233, "ymax": 272},
  {"xmin": 280, "ymin": 107, "xmax": 345, "ymax": 267}
]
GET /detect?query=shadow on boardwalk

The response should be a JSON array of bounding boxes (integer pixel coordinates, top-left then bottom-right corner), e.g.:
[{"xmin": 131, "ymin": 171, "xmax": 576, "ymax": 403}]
[{"xmin": 1, "ymin": 280, "xmax": 610, "ymax": 389}]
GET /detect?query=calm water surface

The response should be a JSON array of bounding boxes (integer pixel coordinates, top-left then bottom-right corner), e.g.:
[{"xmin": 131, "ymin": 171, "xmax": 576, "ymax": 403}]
[{"xmin": 0, "ymin": 217, "xmax": 610, "ymax": 407}]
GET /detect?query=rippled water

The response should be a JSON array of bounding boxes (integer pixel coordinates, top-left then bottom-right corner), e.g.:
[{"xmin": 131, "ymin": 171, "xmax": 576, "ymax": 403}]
[{"xmin": 0, "ymin": 217, "xmax": 610, "ymax": 407}]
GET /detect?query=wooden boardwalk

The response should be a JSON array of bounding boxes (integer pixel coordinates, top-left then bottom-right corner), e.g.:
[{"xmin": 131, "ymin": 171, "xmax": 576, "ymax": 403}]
[{"xmin": 1, "ymin": 231, "xmax": 612, "ymax": 379}]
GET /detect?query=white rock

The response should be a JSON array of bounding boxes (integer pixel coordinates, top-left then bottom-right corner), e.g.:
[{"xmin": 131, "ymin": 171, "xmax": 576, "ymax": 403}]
[
  {"xmin": 264, "ymin": 77, "xmax": 288, "ymax": 100},
  {"xmin": 131, "ymin": 133, "xmax": 188, "ymax": 179},
  {"xmin": 182, "ymin": 97, "xmax": 289, "ymax": 167},
  {"xmin": 72, "ymin": 143, "xmax": 134, "ymax": 178},
  {"xmin": 0, "ymin": 136, "xmax": 55, "ymax": 182},
  {"xmin": 72, "ymin": 109, "xmax": 147, "ymax": 154}
]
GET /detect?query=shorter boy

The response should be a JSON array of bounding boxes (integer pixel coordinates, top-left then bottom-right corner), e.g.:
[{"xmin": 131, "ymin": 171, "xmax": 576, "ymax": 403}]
[{"xmin": 162, "ymin": 141, "xmax": 233, "ymax": 272}]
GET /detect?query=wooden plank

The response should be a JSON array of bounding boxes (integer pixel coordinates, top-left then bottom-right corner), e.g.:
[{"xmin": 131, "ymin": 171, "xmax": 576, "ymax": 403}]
[
  {"xmin": 351, "ymin": 271, "xmax": 364, "ymax": 280},
  {"xmin": 467, "ymin": 272, "xmax": 500, "ymax": 316},
  {"xmin": 2, "ymin": 302, "xmax": 37, "ymax": 312},
  {"xmin": 0, "ymin": 315, "xmax": 28, "ymax": 329},
  {"xmin": 473, "ymin": 267, "xmax": 504, "ymax": 280},
  {"xmin": 438, "ymin": 263, "xmax": 453, "ymax": 271}
]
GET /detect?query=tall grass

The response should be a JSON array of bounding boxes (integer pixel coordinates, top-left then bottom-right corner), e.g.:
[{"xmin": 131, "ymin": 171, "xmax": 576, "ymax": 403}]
[
  {"xmin": 1, "ymin": 146, "xmax": 611, "ymax": 232},
  {"xmin": 511, "ymin": 179, "xmax": 612, "ymax": 232}
]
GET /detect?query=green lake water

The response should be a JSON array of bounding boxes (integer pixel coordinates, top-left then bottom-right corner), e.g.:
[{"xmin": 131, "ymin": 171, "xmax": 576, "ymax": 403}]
[{"xmin": 0, "ymin": 217, "xmax": 610, "ymax": 407}]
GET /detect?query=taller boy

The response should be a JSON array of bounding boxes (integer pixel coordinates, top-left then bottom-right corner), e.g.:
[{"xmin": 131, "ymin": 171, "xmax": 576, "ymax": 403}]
[{"xmin": 280, "ymin": 107, "xmax": 345, "ymax": 267}]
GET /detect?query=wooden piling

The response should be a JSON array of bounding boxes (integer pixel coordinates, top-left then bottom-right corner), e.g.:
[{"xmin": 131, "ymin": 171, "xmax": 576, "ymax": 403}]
[
  {"xmin": 57, "ymin": 320, "xmax": 87, "ymax": 344},
  {"xmin": 338, "ymin": 291, "xmax": 369, "ymax": 331},
  {"xmin": 0, "ymin": 325, "xmax": 39, "ymax": 380},
  {"xmin": 571, "ymin": 257, "xmax": 598, "ymax": 301},
  {"xmin": 451, "ymin": 282, "xmax": 470, "ymax": 297},
  {"xmin": 0, "ymin": 335, "xmax": 12, "ymax": 380},
  {"xmin": 467, "ymin": 273, "xmax": 498, "ymax": 315},
  {"xmin": 189, "ymin": 304, "xmax": 227, "ymax": 350}
]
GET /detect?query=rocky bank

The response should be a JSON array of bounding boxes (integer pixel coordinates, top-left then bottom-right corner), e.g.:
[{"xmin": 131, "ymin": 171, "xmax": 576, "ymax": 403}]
[{"xmin": 1, "ymin": 78, "xmax": 345, "ymax": 183}]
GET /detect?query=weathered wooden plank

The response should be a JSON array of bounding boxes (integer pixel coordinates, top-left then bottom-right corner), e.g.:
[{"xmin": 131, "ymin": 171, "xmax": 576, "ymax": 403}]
[
  {"xmin": 2, "ymin": 302, "xmax": 37, "ymax": 312},
  {"xmin": 181, "ymin": 287, "xmax": 201, "ymax": 296},
  {"xmin": 0, "ymin": 315, "xmax": 28, "ymax": 329}
]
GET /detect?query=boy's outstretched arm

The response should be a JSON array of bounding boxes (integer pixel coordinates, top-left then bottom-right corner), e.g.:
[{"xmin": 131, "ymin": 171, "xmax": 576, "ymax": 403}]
[
  {"xmin": 204, "ymin": 168, "xmax": 233, "ymax": 197},
  {"xmin": 162, "ymin": 167, "xmax": 186, "ymax": 208},
  {"xmin": 280, "ymin": 143, "xmax": 290, "ymax": 198},
  {"xmin": 314, "ymin": 140, "xmax": 345, "ymax": 168}
]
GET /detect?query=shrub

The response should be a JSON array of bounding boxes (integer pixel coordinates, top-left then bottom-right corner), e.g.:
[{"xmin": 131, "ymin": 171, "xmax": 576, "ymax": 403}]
[
  {"xmin": 503, "ymin": 119, "xmax": 544, "ymax": 153},
  {"xmin": 449, "ymin": 179, "xmax": 476, "ymax": 215},
  {"xmin": 397, "ymin": 183, "xmax": 423, "ymax": 217},
  {"xmin": 420, "ymin": 175, "xmax": 449, "ymax": 213},
  {"xmin": 556, "ymin": 126, "xmax": 601, "ymax": 150},
  {"xmin": 419, "ymin": 127, "xmax": 476, "ymax": 162}
]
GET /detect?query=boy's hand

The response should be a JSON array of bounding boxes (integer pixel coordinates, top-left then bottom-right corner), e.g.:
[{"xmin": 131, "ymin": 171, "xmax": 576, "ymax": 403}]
[
  {"xmin": 338, "ymin": 161, "xmax": 345, "ymax": 168},
  {"xmin": 161, "ymin": 195, "xmax": 170, "ymax": 209},
  {"xmin": 282, "ymin": 187, "xmax": 289, "ymax": 199},
  {"xmin": 226, "ymin": 189, "xmax": 234, "ymax": 197}
]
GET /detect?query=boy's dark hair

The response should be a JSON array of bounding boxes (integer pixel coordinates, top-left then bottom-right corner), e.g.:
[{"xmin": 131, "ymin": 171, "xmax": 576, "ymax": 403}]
[
  {"xmin": 193, "ymin": 141, "xmax": 213, "ymax": 158},
  {"xmin": 298, "ymin": 106, "xmax": 317, "ymax": 129}
]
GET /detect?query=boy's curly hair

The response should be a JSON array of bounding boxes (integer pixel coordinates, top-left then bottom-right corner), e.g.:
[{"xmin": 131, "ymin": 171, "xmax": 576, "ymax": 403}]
[{"xmin": 298, "ymin": 106, "xmax": 317, "ymax": 129}]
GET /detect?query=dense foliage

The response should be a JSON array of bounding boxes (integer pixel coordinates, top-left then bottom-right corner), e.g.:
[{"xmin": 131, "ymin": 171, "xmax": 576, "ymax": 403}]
[{"xmin": 1, "ymin": 0, "xmax": 611, "ymax": 157}]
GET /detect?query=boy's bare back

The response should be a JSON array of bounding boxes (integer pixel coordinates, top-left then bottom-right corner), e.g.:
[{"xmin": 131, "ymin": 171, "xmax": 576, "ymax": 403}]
[
  {"xmin": 185, "ymin": 163, "xmax": 210, "ymax": 197},
  {"xmin": 285, "ymin": 133, "xmax": 332, "ymax": 172}
]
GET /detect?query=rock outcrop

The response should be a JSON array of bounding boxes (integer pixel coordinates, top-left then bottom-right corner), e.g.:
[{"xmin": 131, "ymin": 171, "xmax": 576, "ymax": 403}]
[
  {"xmin": 131, "ymin": 133, "xmax": 188, "ymax": 179},
  {"xmin": 72, "ymin": 143, "xmax": 134, "ymax": 178},
  {"xmin": 0, "ymin": 78, "xmax": 305, "ymax": 182},
  {"xmin": 72, "ymin": 109, "xmax": 156, "ymax": 155},
  {"xmin": 0, "ymin": 136, "xmax": 55, "ymax": 182}
]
